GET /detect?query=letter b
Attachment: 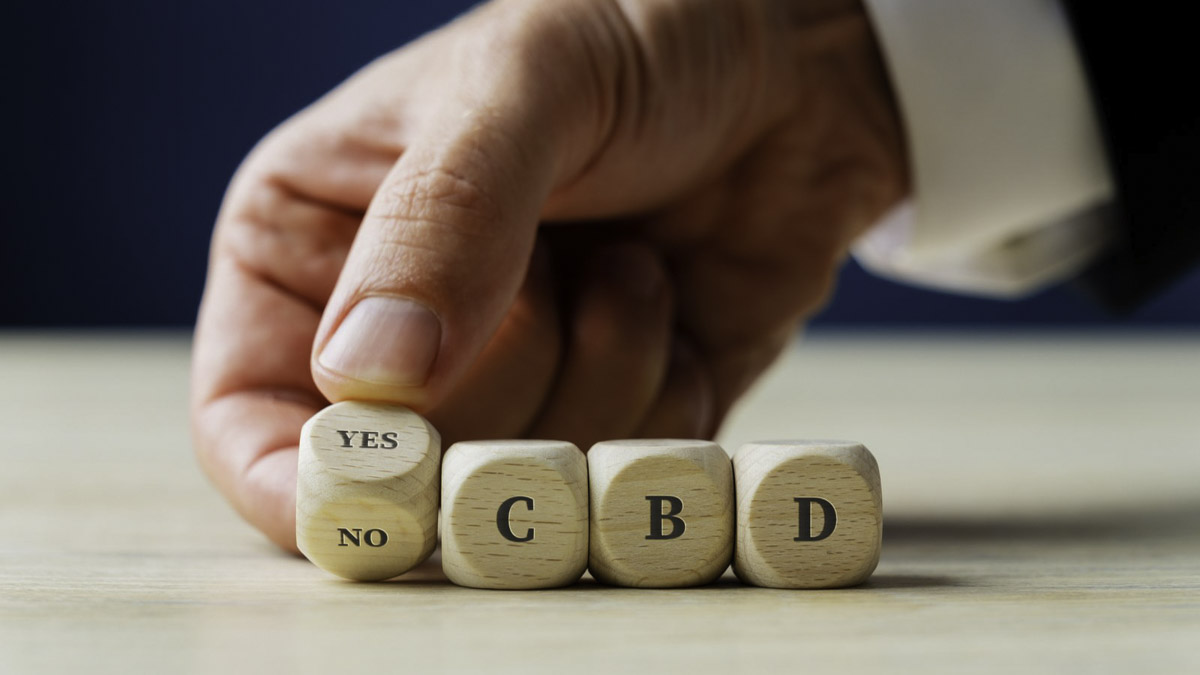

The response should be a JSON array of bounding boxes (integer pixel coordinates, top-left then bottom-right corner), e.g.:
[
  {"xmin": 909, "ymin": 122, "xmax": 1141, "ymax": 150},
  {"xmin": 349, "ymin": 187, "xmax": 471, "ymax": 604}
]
[{"xmin": 645, "ymin": 496, "xmax": 685, "ymax": 540}]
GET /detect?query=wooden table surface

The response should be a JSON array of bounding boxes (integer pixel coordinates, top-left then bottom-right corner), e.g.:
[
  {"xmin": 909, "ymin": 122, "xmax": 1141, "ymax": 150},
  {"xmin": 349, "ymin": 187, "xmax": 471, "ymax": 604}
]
[{"xmin": 1, "ymin": 331, "xmax": 1197, "ymax": 673}]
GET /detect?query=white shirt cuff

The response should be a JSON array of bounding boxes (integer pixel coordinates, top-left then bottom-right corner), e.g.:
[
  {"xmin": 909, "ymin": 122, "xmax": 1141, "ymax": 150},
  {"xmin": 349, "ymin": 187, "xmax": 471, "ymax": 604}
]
[{"xmin": 856, "ymin": 0, "xmax": 1115, "ymax": 297}]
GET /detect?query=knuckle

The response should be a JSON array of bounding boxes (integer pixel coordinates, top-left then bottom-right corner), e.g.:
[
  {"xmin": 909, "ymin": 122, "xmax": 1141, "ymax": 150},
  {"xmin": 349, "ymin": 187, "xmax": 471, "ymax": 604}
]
[{"xmin": 375, "ymin": 165, "xmax": 505, "ymax": 242}]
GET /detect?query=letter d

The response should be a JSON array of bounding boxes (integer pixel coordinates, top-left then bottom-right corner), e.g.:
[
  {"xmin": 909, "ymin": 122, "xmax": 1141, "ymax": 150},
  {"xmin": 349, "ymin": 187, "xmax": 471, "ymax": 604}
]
[{"xmin": 794, "ymin": 497, "xmax": 837, "ymax": 542}]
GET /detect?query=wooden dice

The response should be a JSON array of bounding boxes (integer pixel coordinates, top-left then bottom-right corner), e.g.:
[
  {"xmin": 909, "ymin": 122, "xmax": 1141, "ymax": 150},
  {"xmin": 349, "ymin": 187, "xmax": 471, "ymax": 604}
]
[
  {"xmin": 441, "ymin": 440, "xmax": 588, "ymax": 589},
  {"xmin": 295, "ymin": 400, "xmax": 883, "ymax": 589},
  {"xmin": 733, "ymin": 441, "xmax": 882, "ymax": 588},
  {"xmin": 295, "ymin": 401, "xmax": 441, "ymax": 581},
  {"xmin": 587, "ymin": 440, "xmax": 734, "ymax": 588}
]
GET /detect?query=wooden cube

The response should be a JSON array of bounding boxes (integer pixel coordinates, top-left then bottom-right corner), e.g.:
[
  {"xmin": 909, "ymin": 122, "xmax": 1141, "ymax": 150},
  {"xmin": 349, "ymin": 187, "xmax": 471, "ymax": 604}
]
[
  {"xmin": 733, "ymin": 440, "xmax": 882, "ymax": 588},
  {"xmin": 295, "ymin": 401, "xmax": 440, "ymax": 581},
  {"xmin": 440, "ymin": 440, "xmax": 588, "ymax": 589},
  {"xmin": 587, "ymin": 440, "xmax": 734, "ymax": 588}
]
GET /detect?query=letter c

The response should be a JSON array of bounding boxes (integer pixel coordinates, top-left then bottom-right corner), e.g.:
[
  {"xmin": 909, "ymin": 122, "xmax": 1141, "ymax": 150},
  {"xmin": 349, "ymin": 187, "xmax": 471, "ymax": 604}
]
[{"xmin": 497, "ymin": 496, "xmax": 535, "ymax": 542}]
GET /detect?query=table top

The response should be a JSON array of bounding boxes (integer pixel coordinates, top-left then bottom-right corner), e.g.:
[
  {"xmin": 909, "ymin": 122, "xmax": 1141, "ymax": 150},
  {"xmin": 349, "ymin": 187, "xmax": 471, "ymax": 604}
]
[{"xmin": 1, "ymin": 331, "xmax": 1197, "ymax": 673}]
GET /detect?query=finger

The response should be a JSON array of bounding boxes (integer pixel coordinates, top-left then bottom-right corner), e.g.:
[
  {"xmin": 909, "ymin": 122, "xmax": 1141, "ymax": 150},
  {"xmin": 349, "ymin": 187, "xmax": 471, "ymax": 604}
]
[
  {"xmin": 528, "ymin": 244, "xmax": 673, "ymax": 450},
  {"xmin": 641, "ymin": 125, "xmax": 869, "ymax": 424},
  {"xmin": 192, "ymin": 256, "xmax": 327, "ymax": 553},
  {"xmin": 217, "ymin": 179, "xmax": 362, "ymax": 308},
  {"xmin": 701, "ymin": 324, "xmax": 796, "ymax": 429},
  {"xmin": 195, "ymin": 394, "xmax": 311, "ymax": 554},
  {"xmin": 634, "ymin": 338, "xmax": 715, "ymax": 439},
  {"xmin": 245, "ymin": 110, "xmax": 401, "ymax": 215},
  {"xmin": 309, "ymin": 56, "xmax": 591, "ymax": 412},
  {"xmin": 192, "ymin": 119, "xmax": 385, "ymax": 552},
  {"xmin": 424, "ymin": 240, "xmax": 562, "ymax": 445}
]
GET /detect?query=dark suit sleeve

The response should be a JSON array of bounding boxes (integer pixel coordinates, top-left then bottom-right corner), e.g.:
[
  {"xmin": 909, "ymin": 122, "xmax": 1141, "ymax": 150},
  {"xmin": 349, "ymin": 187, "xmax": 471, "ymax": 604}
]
[{"xmin": 1062, "ymin": 4, "xmax": 1200, "ymax": 311}]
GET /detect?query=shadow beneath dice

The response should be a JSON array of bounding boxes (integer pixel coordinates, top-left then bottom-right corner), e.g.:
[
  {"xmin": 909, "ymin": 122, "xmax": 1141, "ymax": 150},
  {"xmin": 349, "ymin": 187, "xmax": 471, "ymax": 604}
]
[
  {"xmin": 857, "ymin": 574, "xmax": 963, "ymax": 590},
  {"xmin": 882, "ymin": 499, "xmax": 1200, "ymax": 544}
]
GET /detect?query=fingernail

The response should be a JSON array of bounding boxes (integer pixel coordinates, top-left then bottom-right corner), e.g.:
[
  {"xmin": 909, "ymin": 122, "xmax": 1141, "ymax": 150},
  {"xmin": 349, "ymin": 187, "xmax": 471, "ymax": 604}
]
[
  {"xmin": 318, "ymin": 296, "xmax": 441, "ymax": 387},
  {"xmin": 599, "ymin": 247, "xmax": 664, "ymax": 300}
]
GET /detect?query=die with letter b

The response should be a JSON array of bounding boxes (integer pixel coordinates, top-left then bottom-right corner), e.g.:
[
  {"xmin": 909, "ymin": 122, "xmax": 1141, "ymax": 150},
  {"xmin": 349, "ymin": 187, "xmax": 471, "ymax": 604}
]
[{"xmin": 588, "ymin": 439, "xmax": 734, "ymax": 588}]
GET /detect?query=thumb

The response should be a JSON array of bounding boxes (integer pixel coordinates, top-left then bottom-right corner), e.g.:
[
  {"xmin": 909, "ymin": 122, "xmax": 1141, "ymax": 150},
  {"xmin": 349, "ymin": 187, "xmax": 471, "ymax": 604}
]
[{"xmin": 310, "ymin": 93, "xmax": 573, "ymax": 410}]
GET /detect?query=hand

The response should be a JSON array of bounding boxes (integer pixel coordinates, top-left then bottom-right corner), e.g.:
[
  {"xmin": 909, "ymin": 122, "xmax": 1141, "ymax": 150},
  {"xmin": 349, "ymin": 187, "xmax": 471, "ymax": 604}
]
[{"xmin": 191, "ymin": 0, "xmax": 907, "ymax": 551}]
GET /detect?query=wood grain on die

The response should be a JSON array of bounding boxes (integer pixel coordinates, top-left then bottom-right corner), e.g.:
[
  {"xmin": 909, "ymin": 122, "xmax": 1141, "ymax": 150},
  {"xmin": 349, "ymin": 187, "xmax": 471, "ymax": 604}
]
[
  {"xmin": 733, "ymin": 440, "xmax": 881, "ymax": 588},
  {"xmin": 441, "ymin": 440, "xmax": 588, "ymax": 589},
  {"xmin": 296, "ymin": 401, "xmax": 441, "ymax": 581},
  {"xmin": 588, "ymin": 440, "xmax": 734, "ymax": 588}
]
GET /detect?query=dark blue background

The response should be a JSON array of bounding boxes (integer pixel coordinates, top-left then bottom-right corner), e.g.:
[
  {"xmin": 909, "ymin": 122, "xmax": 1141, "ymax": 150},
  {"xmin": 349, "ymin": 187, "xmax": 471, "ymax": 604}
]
[{"xmin": 4, "ymin": 1, "xmax": 1196, "ymax": 327}]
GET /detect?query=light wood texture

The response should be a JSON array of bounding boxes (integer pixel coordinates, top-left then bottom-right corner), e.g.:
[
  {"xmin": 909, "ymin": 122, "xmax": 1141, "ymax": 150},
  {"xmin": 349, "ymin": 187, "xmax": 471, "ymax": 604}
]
[
  {"xmin": 733, "ymin": 441, "xmax": 882, "ymax": 588},
  {"xmin": 296, "ymin": 401, "xmax": 440, "ymax": 581},
  {"xmin": 587, "ymin": 439, "xmax": 734, "ymax": 587},
  {"xmin": 2, "ymin": 332, "xmax": 1199, "ymax": 674},
  {"xmin": 441, "ymin": 440, "xmax": 588, "ymax": 589}
]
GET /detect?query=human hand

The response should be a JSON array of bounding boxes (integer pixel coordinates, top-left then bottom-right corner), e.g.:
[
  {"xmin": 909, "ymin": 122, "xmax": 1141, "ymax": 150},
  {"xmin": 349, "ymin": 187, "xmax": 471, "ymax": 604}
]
[{"xmin": 191, "ymin": 0, "xmax": 907, "ymax": 551}]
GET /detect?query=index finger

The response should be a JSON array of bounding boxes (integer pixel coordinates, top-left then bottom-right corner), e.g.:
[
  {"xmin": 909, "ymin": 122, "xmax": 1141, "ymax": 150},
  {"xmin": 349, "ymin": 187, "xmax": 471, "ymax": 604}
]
[{"xmin": 190, "ymin": 117, "xmax": 390, "ymax": 550}]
